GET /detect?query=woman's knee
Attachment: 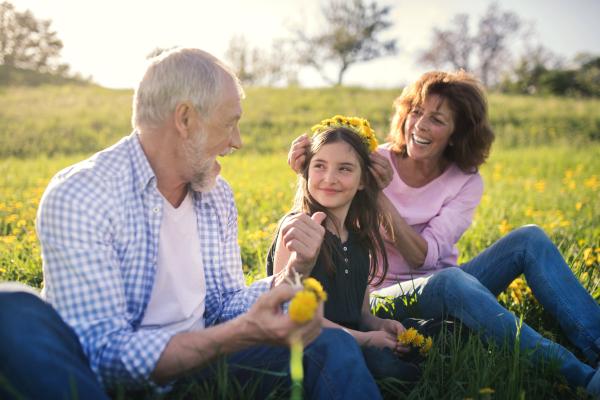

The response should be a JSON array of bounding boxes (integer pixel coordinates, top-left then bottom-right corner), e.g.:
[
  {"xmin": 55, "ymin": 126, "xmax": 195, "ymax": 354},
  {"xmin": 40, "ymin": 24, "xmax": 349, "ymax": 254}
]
[{"xmin": 505, "ymin": 224, "xmax": 551, "ymax": 248}]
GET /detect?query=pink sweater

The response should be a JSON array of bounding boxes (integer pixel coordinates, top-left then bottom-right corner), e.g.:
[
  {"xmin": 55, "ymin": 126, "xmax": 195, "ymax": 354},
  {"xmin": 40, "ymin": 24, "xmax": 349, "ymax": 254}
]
[{"xmin": 373, "ymin": 143, "xmax": 484, "ymax": 289}]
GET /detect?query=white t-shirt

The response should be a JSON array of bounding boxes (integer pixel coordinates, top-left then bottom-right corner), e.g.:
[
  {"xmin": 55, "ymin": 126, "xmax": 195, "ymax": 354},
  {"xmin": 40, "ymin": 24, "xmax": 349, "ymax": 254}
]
[{"xmin": 140, "ymin": 189, "xmax": 207, "ymax": 333}]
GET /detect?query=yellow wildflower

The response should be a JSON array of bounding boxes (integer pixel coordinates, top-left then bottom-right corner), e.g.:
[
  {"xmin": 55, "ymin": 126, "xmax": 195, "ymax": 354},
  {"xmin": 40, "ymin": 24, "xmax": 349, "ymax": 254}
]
[
  {"xmin": 302, "ymin": 277, "xmax": 327, "ymax": 301},
  {"xmin": 586, "ymin": 257, "xmax": 597, "ymax": 266},
  {"xmin": 419, "ymin": 337, "xmax": 433, "ymax": 356},
  {"xmin": 289, "ymin": 290, "xmax": 318, "ymax": 323},
  {"xmin": 398, "ymin": 327, "xmax": 418, "ymax": 345},
  {"xmin": 260, "ymin": 216, "xmax": 269, "ymax": 224},
  {"xmin": 0, "ymin": 268, "xmax": 6, "ymax": 274},
  {"xmin": 559, "ymin": 221, "xmax": 570, "ymax": 227},
  {"xmin": 556, "ymin": 383, "xmax": 570, "ymax": 392},
  {"xmin": 412, "ymin": 333, "xmax": 425, "ymax": 347},
  {"xmin": 576, "ymin": 202, "xmax": 582, "ymax": 211},
  {"xmin": 499, "ymin": 220, "xmax": 514, "ymax": 234},
  {"xmin": 479, "ymin": 388, "xmax": 495, "ymax": 394},
  {"xmin": 584, "ymin": 248, "xmax": 594, "ymax": 259}
]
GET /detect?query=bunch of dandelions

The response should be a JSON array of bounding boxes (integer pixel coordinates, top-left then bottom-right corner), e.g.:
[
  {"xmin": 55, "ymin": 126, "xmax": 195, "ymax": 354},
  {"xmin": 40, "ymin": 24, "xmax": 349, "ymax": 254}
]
[
  {"xmin": 398, "ymin": 327, "xmax": 433, "ymax": 357},
  {"xmin": 286, "ymin": 270, "xmax": 327, "ymax": 400}
]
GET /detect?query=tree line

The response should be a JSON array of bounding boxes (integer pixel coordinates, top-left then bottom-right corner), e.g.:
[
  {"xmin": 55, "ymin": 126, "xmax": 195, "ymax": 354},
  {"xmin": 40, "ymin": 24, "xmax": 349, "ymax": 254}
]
[{"xmin": 2, "ymin": 0, "xmax": 598, "ymax": 97}]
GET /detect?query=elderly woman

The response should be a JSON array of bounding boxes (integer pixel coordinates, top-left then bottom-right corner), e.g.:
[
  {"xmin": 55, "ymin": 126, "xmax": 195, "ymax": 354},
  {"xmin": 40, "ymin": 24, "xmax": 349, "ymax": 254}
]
[{"xmin": 288, "ymin": 70, "xmax": 600, "ymax": 395}]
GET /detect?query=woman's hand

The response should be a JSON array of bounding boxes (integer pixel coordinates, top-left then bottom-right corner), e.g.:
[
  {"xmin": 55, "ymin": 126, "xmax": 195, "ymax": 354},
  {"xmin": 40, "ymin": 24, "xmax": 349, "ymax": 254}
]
[
  {"xmin": 369, "ymin": 151, "xmax": 394, "ymax": 191},
  {"xmin": 287, "ymin": 134, "xmax": 312, "ymax": 174}
]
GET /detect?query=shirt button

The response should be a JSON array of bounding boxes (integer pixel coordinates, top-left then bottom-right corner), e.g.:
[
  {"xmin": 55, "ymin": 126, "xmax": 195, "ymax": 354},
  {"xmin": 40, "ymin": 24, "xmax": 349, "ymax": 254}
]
[
  {"xmin": 153, "ymin": 207, "xmax": 159, "ymax": 213},
  {"xmin": 150, "ymin": 178, "xmax": 155, "ymax": 185},
  {"xmin": 343, "ymin": 247, "xmax": 347, "ymax": 251},
  {"xmin": 345, "ymin": 269, "xmax": 348, "ymax": 274},
  {"xmin": 345, "ymin": 258, "xmax": 348, "ymax": 262},
  {"xmin": 139, "ymin": 184, "xmax": 144, "ymax": 189}
]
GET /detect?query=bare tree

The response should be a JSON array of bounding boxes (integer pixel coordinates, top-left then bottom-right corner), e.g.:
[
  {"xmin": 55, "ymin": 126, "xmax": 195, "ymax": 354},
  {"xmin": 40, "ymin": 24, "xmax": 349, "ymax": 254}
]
[
  {"xmin": 0, "ymin": 1, "xmax": 66, "ymax": 74},
  {"xmin": 224, "ymin": 34, "xmax": 297, "ymax": 87},
  {"xmin": 293, "ymin": 0, "xmax": 397, "ymax": 86},
  {"xmin": 419, "ymin": 14, "xmax": 473, "ymax": 72},
  {"xmin": 420, "ymin": 2, "xmax": 526, "ymax": 87}
]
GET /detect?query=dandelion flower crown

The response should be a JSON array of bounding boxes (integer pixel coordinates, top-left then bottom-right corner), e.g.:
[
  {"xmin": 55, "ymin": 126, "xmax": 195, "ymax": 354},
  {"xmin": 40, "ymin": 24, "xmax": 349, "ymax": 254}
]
[{"xmin": 311, "ymin": 115, "xmax": 378, "ymax": 152}]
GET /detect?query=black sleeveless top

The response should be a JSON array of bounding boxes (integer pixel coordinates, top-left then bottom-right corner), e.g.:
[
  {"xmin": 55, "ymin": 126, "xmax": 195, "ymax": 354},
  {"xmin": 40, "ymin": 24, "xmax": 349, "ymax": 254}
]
[{"xmin": 266, "ymin": 229, "xmax": 370, "ymax": 330}]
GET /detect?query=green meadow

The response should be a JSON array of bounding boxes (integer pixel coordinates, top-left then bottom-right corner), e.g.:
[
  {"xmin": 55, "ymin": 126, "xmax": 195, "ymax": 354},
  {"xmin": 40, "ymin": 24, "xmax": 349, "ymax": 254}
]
[{"xmin": 0, "ymin": 84, "xmax": 599, "ymax": 399}]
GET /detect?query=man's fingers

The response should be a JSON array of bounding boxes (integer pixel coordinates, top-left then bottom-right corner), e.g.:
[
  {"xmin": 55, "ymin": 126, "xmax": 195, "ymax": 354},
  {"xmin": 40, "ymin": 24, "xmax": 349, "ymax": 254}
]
[{"xmin": 262, "ymin": 284, "xmax": 300, "ymax": 306}]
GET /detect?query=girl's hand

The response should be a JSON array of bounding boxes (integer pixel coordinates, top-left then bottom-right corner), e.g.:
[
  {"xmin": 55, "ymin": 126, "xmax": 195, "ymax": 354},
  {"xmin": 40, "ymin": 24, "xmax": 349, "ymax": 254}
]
[
  {"xmin": 368, "ymin": 151, "xmax": 394, "ymax": 191},
  {"xmin": 281, "ymin": 212, "xmax": 326, "ymax": 277},
  {"xmin": 287, "ymin": 134, "xmax": 312, "ymax": 174},
  {"xmin": 380, "ymin": 319, "xmax": 411, "ymax": 357}
]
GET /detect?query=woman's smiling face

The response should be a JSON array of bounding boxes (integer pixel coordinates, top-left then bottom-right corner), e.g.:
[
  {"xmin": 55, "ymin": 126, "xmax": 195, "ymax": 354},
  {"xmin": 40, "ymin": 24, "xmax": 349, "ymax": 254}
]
[{"xmin": 403, "ymin": 94, "xmax": 455, "ymax": 166}]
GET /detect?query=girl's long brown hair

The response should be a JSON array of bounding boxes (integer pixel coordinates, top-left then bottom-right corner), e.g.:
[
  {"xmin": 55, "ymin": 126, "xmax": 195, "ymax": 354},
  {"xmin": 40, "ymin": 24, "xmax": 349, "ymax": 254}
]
[{"xmin": 286, "ymin": 127, "xmax": 390, "ymax": 287}]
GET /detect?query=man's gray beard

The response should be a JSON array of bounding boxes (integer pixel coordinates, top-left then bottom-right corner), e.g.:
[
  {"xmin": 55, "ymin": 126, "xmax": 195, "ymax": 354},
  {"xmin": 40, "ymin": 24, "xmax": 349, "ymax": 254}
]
[{"xmin": 184, "ymin": 127, "xmax": 219, "ymax": 193}]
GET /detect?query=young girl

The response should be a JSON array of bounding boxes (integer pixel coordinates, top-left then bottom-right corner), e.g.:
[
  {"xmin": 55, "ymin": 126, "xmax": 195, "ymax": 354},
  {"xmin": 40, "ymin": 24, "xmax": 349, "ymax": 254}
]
[{"xmin": 267, "ymin": 116, "xmax": 419, "ymax": 381}]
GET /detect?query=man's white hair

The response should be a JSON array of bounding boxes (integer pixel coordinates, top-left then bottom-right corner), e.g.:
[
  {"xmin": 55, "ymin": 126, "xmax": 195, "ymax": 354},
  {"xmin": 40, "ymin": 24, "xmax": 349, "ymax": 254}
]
[{"xmin": 132, "ymin": 47, "xmax": 244, "ymax": 132}]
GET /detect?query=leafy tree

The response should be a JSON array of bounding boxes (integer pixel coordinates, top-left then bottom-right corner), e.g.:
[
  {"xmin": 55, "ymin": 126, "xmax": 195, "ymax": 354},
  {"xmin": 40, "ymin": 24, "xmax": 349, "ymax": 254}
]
[
  {"xmin": 420, "ymin": 2, "xmax": 526, "ymax": 87},
  {"xmin": 146, "ymin": 46, "xmax": 179, "ymax": 60},
  {"xmin": 292, "ymin": 0, "xmax": 397, "ymax": 86},
  {"xmin": 0, "ymin": 1, "xmax": 66, "ymax": 74}
]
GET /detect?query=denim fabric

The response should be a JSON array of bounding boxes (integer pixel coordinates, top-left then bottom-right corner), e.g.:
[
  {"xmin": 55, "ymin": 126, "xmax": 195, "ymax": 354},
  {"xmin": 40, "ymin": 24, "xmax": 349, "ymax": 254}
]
[
  {"xmin": 0, "ymin": 294, "xmax": 381, "ymax": 400},
  {"xmin": 193, "ymin": 328, "xmax": 383, "ymax": 400},
  {"xmin": 0, "ymin": 292, "xmax": 110, "ymax": 400},
  {"xmin": 371, "ymin": 225, "xmax": 600, "ymax": 391}
]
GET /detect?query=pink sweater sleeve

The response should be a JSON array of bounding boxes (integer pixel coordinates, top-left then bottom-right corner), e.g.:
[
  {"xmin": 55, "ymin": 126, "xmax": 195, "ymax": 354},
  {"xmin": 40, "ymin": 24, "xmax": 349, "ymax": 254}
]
[{"xmin": 420, "ymin": 172, "xmax": 484, "ymax": 271}]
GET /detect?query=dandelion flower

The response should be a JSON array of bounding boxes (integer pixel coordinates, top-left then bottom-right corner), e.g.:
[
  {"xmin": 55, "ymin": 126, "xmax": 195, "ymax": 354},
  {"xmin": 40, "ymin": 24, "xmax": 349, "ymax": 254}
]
[
  {"xmin": 398, "ymin": 327, "xmax": 418, "ymax": 345},
  {"xmin": 412, "ymin": 333, "xmax": 425, "ymax": 347},
  {"xmin": 289, "ymin": 290, "xmax": 318, "ymax": 323},
  {"xmin": 302, "ymin": 278, "xmax": 327, "ymax": 301},
  {"xmin": 479, "ymin": 388, "xmax": 495, "ymax": 394},
  {"xmin": 419, "ymin": 337, "xmax": 433, "ymax": 356}
]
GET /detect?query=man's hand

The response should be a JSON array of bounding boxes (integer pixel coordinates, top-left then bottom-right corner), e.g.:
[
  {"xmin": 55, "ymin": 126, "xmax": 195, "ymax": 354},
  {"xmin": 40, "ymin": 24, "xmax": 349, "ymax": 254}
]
[
  {"xmin": 287, "ymin": 134, "xmax": 311, "ymax": 174},
  {"xmin": 368, "ymin": 151, "xmax": 394, "ymax": 191},
  {"xmin": 281, "ymin": 212, "xmax": 326, "ymax": 278},
  {"xmin": 240, "ymin": 284, "xmax": 323, "ymax": 348}
]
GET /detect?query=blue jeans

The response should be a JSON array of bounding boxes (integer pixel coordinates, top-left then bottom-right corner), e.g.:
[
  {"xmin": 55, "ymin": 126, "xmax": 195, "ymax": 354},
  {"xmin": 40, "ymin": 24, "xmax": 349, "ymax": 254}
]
[
  {"xmin": 0, "ymin": 291, "xmax": 110, "ymax": 400},
  {"xmin": 371, "ymin": 225, "xmax": 600, "ymax": 393},
  {"xmin": 192, "ymin": 328, "xmax": 382, "ymax": 400},
  {"xmin": 0, "ymin": 291, "xmax": 381, "ymax": 400}
]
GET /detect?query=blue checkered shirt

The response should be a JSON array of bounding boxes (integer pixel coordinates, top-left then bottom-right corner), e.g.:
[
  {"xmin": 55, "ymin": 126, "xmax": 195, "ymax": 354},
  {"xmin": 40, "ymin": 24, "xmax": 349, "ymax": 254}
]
[{"xmin": 37, "ymin": 132, "xmax": 272, "ymax": 391}]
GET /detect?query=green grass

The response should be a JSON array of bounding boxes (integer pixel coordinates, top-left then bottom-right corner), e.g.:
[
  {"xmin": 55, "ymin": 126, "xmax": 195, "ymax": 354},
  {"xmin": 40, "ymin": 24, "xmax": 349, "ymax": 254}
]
[
  {"xmin": 1, "ymin": 85, "xmax": 600, "ymax": 157},
  {"xmin": 1, "ymin": 85, "xmax": 599, "ymax": 399}
]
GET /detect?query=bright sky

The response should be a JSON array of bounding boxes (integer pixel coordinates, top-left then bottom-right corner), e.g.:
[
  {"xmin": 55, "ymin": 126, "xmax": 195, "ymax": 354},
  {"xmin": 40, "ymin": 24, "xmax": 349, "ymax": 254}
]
[{"xmin": 11, "ymin": 0, "xmax": 600, "ymax": 89}]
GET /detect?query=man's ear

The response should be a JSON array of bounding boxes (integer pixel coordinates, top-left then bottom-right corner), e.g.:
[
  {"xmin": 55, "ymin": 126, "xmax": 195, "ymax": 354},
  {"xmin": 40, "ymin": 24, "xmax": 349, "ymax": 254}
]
[{"xmin": 174, "ymin": 101, "xmax": 198, "ymax": 139}]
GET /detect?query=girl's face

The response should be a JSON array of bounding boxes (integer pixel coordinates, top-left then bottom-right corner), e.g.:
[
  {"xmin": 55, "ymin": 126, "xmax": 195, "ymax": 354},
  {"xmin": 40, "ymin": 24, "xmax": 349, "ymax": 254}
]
[
  {"xmin": 307, "ymin": 141, "xmax": 365, "ymax": 219},
  {"xmin": 403, "ymin": 94, "xmax": 455, "ymax": 166}
]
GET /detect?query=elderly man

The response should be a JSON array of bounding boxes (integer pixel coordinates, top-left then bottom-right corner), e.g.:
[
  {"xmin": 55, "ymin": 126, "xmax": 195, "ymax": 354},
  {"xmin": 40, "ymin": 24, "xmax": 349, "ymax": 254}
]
[{"xmin": 0, "ymin": 48, "xmax": 381, "ymax": 399}]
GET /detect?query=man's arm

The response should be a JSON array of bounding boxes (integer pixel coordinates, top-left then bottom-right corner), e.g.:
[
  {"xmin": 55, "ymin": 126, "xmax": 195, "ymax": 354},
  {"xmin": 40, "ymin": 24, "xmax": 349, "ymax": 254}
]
[
  {"xmin": 152, "ymin": 284, "xmax": 323, "ymax": 384},
  {"xmin": 37, "ymin": 173, "xmax": 175, "ymax": 391}
]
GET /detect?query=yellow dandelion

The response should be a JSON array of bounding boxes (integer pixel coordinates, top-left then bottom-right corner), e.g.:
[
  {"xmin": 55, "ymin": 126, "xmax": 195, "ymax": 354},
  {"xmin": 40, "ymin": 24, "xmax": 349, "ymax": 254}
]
[
  {"xmin": 581, "ymin": 272, "xmax": 589, "ymax": 280},
  {"xmin": 302, "ymin": 277, "xmax": 328, "ymax": 301},
  {"xmin": 398, "ymin": 327, "xmax": 418, "ymax": 345},
  {"xmin": 0, "ymin": 268, "xmax": 6, "ymax": 274},
  {"xmin": 419, "ymin": 337, "xmax": 433, "ymax": 356},
  {"xmin": 556, "ymin": 383, "xmax": 570, "ymax": 392},
  {"xmin": 576, "ymin": 202, "xmax": 582, "ymax": 211},
  {"xmin": 499, "ymin": 220, "xmax": 514, "ymax": 234},
  {"xmin": 560, "ymin": 221, "xmax": 570, "ymax": 227},
  {"xmin": 289, "ymin": 290, "xmax": 318, "ymax": 323},
  {"xmin": 583, "ymin": 248, "xmax": 594, "ymax": 259},
  {"xmin": 412, "ymin": 333, "xmax": 425, "ymax": 347},
  {"xmin": 586, "ymin": 257, "xmax": 597, "ymax": 266},
  {"xmin": 260, "ymin": 216, "xmax": 269, "ymax": 224},
  {"xmin": 479, "ymin": 388, "xmax": 495, "ymax": 394},
  {"xmin": 481, "ymin": 195, "xmax": 490, "ymax": 201}
]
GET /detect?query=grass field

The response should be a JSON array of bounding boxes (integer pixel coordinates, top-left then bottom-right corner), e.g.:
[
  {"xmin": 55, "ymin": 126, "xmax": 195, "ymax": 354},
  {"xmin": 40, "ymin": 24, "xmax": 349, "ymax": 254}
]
[{"xmin": 0, "ymin": 84, "xmax": 599, "ymax": 399}]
